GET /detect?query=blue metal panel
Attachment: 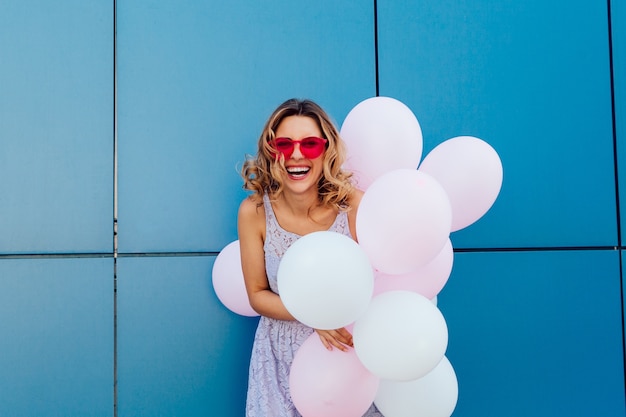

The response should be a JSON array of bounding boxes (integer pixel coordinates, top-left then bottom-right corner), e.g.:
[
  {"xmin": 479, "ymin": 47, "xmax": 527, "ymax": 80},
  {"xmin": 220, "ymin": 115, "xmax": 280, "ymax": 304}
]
[
  {"xmin": 0, "ymin": 0, "xmax": 113, "ymax": 254},
  {"xmin": 116, "ymin": 256, "xmax": 258, "ymax": 417},
  {"xmin": 440, "ymin": 250, "xmax": 625, "ymax": 416},
  {"xmin": 378, "ymin": 0, "xmax": 616, "ymax": 248},
  {"xmin": 0, "ymin": 258, "xmax": 114, "ymax": 417},
  {"xmin": 116, "ymin": 0, "xmax": 375, "ymax": 253}
]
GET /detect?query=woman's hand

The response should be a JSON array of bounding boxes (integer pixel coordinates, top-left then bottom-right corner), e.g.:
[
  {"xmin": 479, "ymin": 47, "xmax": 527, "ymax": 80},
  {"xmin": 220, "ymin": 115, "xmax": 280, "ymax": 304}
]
[{"xmin": 315, "ymin": 327, "xmax": 353, "ymax": 352}]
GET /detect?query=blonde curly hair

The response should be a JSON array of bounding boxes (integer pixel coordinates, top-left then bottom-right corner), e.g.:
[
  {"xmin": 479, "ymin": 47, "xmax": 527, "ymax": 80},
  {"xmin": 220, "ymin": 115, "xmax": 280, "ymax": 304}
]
[{"xmin": 241, "ymin": 98, "xmax": 354, "ymax": 210}]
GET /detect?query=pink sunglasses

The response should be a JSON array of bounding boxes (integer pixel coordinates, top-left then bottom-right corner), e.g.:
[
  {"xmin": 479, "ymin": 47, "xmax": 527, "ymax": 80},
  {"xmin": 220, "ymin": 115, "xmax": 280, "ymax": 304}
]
[{"xmin": 269, "ymin": 137, "xmax": 328, "ymax": 159}]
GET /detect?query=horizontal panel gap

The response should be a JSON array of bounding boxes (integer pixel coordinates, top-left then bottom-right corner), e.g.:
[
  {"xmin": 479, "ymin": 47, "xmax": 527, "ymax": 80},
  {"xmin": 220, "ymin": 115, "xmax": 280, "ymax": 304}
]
[{"xmin": 1, "ymin": 247, "xmax": 623, "ymax": 259}]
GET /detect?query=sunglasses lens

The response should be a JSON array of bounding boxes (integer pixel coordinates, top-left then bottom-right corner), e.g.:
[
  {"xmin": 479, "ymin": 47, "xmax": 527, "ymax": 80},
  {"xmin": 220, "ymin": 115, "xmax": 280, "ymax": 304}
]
[
  {"xmin": 272, "ymin": 138, "xmax": 295, "ymax": 158},
  {"xmin": 273, "ymin": 138, "xmax": 294, "ymax": 152},
  {"xmin": 300, "ymin": 138, "xmax": 326, "ymax": 159}
]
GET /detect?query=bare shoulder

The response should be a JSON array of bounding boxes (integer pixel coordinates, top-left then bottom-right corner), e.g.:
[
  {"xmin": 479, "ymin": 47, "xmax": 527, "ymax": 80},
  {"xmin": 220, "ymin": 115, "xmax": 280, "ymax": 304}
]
[
  {"xmin": 348, "ymin": 188, "xmax": 364, "ymax": 210},
  {"xmin": 239, "ymin": 195, "xmax": 263, "ymax": 217},
  {"xmin": 238, "ymin": 195, "xmax": 266, "ymax": 233}
]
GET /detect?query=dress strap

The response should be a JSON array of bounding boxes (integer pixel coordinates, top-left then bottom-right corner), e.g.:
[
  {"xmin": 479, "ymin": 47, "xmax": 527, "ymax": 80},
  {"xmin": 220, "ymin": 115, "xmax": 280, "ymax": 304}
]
[
  {"xmin": 333, "ymin": 210, "xmax": 352, "ymax": 239},
  {"xmin": 262, "ymin": 193, "xmax": 271, "ymax": 217},
  {"xmin": 262, "ymin": 193, "xmax": 278, "ymax": 231}
]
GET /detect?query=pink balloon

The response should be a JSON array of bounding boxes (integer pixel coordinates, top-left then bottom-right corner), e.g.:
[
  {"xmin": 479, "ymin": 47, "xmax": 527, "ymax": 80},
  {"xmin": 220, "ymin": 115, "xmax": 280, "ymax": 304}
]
[
  {"xmin": 211, "ymin": 240, "xmax": 258, "ymax": 317},
  {"xmin": 340, "ymin": 97, "xmax": 423, "ymax": 190},
  {"xmin": 290, "ymin": 334, "xmax": 380, "ymax": 417},
  {"xmin": 356, "ymin": 169, "xmax": 452, "ymax": 274},
  {"xmin": 419, "ymin": 136, "xmax": 503, "ymax": 232},
  {"xmin": 373, "ymin": 239, "xmax": 453, "ymax": 299}
]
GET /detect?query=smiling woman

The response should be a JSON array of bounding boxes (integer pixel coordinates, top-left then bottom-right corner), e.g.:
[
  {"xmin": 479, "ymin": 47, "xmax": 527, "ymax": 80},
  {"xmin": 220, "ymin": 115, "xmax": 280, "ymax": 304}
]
[
  {"xmin": 241, "ymin": 98, "xmax": 353, "ymax": 208},
  {"xmin": 272, "ymin": 115, "xmax": 327, "ymax": 193},
  {"xmin": 237, "ymin": 99, "xmax": 381, "ymax": 417}
]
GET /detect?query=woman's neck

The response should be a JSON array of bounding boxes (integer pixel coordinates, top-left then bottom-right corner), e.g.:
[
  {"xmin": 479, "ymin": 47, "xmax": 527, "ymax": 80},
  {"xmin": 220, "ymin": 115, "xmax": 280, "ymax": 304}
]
[{"xmin": 279, "ymin": 190, "xmax": 320, "ymax": 217}]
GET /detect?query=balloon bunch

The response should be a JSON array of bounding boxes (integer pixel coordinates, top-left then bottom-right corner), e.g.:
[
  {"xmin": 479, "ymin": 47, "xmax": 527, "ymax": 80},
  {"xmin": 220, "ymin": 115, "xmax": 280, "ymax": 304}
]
[{"xmin": 212, "ymin": 97, "xmax": 503, "ymax": 417}]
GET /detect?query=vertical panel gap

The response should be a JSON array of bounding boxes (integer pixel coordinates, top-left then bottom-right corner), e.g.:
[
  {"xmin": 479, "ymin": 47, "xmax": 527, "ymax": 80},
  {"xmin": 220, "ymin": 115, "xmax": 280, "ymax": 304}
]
[
  {"xmin": 608, "ymin": 0, "xmax": 622, "ymax": 247},
  {"xmin": 374, "ymin": 0, "xmax": 379, "ymax": 96},
  {"xmin": 606, "ymin": 0, "xmax": 626, "ymax": 405},
  {"xmin": 113, "ymin": 0, "xmax": 118, "ymax": 415}
]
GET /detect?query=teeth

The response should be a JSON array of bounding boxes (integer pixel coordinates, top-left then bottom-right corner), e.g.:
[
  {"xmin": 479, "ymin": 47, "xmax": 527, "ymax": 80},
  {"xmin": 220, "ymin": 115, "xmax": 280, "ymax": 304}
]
[{"xmin": 287, "ymin": 167, "xmax": 310, "ymax": 174}]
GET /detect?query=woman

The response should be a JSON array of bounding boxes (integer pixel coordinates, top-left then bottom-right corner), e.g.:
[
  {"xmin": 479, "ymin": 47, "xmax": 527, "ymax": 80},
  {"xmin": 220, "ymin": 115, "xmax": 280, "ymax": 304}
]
[{"xmin": 239, "ymin": 98, "xmax": 382, "ymax": 416}]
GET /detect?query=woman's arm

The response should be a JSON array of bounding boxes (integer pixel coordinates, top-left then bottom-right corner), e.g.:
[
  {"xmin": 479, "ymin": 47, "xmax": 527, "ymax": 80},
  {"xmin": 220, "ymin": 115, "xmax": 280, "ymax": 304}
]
[
  {"xmin": 239, "ymin": 196, "xmax": 356, "ymax": 351},
  {"xmin": 238, "ymin": 197, "xmax": 295, "ymax": 321}
]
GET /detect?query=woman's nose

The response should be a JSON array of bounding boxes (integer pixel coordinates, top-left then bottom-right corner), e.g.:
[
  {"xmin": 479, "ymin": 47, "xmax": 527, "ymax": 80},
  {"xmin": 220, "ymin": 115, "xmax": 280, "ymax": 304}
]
[{"xmin": 290, "ymin": 142, "xmax": 304, "ymax": 159}]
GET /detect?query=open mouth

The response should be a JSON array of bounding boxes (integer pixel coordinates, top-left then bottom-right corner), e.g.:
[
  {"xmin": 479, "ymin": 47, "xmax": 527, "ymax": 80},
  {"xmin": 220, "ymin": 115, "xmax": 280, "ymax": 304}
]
[{"xmin": 286, "ymin": 166, "xmax": 311, "ymax": 179}]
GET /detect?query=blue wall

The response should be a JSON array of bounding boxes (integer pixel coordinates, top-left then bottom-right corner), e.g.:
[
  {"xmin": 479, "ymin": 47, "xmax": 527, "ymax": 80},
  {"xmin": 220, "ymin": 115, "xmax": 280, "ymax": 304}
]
[{"xmin": 1, "ymin": 1, "xmax": 624, "ymax": 416}]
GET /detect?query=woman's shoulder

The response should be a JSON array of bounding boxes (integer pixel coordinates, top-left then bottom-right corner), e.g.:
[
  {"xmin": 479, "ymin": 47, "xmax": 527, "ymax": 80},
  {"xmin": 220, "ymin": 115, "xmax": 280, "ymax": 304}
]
[
  {"xmin": 238, "ymin": 195, "xmax": 265, "ymax": 218},
  {"xmin": 238, "ymin": 195, "xmax": 266, "ymax": 238},
  {"xmin": 346, "ymin": 188, "xmax": 364, "ymax": 240},
  {"xmin": 347, "ymin": 187, "xmax": 364, "ymax": 210}
]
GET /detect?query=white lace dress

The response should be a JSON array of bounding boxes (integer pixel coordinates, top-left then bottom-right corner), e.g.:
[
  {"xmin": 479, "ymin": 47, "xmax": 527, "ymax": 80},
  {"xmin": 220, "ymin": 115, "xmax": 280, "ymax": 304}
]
[{"xmin": 246, "ymin": 194, "xmax": 382, "ymax": 417}]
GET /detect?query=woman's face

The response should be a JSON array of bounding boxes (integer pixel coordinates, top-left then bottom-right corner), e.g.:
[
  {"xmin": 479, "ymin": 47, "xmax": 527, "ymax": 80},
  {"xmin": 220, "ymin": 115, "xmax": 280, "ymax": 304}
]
[{"xmin": 273, "ymin": 115, "xmax": 326, "ymax": 196}]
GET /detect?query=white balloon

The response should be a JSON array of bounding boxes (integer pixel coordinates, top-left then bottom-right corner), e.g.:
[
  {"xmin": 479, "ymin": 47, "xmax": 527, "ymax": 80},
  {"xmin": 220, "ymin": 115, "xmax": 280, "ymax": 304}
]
[
  {"xmin": 375, "ymin": 356, "xmax": 458, "ymax": 417},
  {"xmin": 353, "ymin": 291, "xmax": 448, "ymax": 381},
  {"xmin": 212, "ymin": 240, "xmax": 259, "ymax": 317},
  {"xmin": 277, "ymin": 231, "xmax": 374, "ymax": 330},
  {"xmin": 419, "ymin": 136, "xmax": 503, "ymax": 232},
  {"xmin": 340, "ymin": 97, "xmax": 423, "ymax": 190},
  {"xmin": 356, "ymin": 169, "xmax": 452, "ymax": 274}
]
